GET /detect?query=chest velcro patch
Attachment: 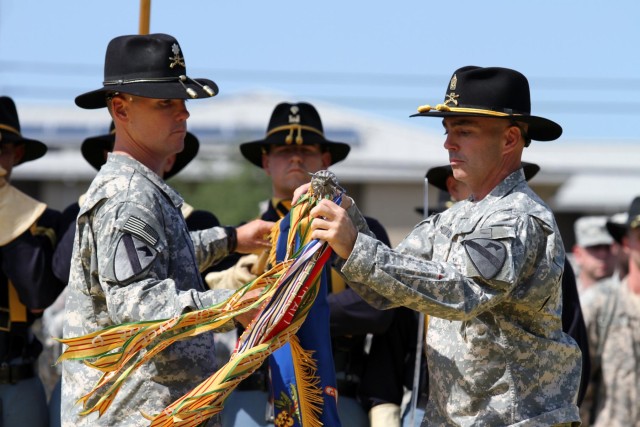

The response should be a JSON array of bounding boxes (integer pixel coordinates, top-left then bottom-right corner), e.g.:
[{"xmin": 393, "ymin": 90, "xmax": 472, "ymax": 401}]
[{"xmin": 463, "ymin": 238, "xmax": 507, "ymax": 280}]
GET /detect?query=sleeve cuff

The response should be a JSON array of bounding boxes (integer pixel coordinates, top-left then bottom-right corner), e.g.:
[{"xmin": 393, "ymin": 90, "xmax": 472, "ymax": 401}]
[{"xmin": 341, "ymin": 232, "xmax": 379, "ymax": 283}]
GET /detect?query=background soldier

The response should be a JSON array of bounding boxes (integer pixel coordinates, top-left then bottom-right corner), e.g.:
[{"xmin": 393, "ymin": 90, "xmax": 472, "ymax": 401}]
[
  {"xmin": 221, "ymin": 102, "xmax": 397, "ymax": 427},
  {"xmin": 572, "ymin": 216, "xmax": 615, "ymax": 293},
  {"xmin": 580, "ymin": 196, "xmax": 640, "ymax": 426},
  {"xmin": 0, "ymin": 96, "xmax": 64, "ymax": 426}
]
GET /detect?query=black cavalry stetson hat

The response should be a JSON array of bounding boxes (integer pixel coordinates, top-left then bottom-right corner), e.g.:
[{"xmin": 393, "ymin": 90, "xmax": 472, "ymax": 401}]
[
  {"xmin": 411, "ymin": 66, "xmax": 562, "ymax": 142},
  {"xmin": 81, "ymin": 122, "xmax": 199, "ymax": 180},
  {"xmin": 606, "ymin": 197, "xmax": 640, "ymax": 243},
  {"xmin": 606, "ymin": 196, "xmax": 640, "ymax": 243},
  {"xmin": 75, "ymin": 33, "xmax": 218, "ymax": 109},
  {"xmin": 605, "ymin": 212, "xmax": 628, "ymax": 244},
  {"xmin": 239, "ymin": 102, "xmax": 351, "ymax": 168},
  {"xmin": 0, "ymin": 96, "xmax": 47, "ymax": 164},
  {"xmin": 626, "ymin": 197, "xmax": 640, "ymax": 231},
  {"xmin": 426, "ymin": 161, "xmax": 541, "ymax": 192}
]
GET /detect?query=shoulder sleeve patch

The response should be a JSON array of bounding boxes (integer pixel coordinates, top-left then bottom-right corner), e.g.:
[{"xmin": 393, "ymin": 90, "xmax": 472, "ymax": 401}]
[
  {"xmin": 463, "ymin": 238, "xmax": 507, "ymax": 280},
  {"xmin": 113, "ymin": 233, "xmax": 158, "ymax": 282},
  {"xmin": 123, "ymin": 216, "xmax": 159, "ymax": 246}
]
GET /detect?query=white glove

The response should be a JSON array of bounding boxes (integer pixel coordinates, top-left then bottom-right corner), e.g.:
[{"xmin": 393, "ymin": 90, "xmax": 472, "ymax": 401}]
[
  {"xmin": 205, "ymin": 254, "xmax": 260, "ymax": 290},
  {"xmin": 369, "ymin": 403, "xmax": 401, "ymax": 427}
]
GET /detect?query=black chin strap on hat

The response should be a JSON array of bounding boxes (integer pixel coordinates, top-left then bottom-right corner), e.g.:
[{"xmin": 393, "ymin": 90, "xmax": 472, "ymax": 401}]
[
  {"xmin": 103, "ymin": 75, "xmax": 215, "ymax": 99},
  {"xmin": 266, "ymin": 124, "xmax": 324, "ymax": 145}
]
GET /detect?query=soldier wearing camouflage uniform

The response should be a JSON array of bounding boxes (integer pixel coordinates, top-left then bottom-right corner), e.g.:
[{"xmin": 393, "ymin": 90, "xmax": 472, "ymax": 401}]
[
  {"xmin": 61, "ymin": 34, "xmax": 272, "ymax": 427},
  {"xmin": 580, "ymin": 196, "xmax": 640, "ymax": 427},
  {"xmin": 304, "ymin": 66, "xmax": 582, "ymax": 426},
  {"xmin": 572, "ymin": 216, "xmax": 615, "ymax": 293}
]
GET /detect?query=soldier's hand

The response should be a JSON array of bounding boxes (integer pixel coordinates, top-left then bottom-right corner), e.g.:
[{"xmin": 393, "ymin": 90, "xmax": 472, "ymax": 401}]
[
  {"xmin": 205, "ymin": 254, "xmax": 259, "ymax": 290},
  {"xmin": 292, "ymin": 183, "xmax": 311, "ymax": 205},
  {"xmin": 235, "ymin": 219, "xmax": 274, "ymax": 254},
  {"xmin": 235, "ymin": 307, "xmax": 260, "ymax": 328},
  {"xmin": 234, "ymin": 287, "xmax": 265, "ymax": 327},
  {"xmin": 309, "ymin": 199, "xmax": 358, "ymax": 260}
]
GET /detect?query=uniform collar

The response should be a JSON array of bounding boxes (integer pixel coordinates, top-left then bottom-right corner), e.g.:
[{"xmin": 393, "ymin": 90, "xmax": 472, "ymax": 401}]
[
  {"xmin": 479, "ymin": 168, "xmax": 527, "ymax": 204},
  {"xmin": 270, "ymin": 198, "xmax": 292, "ymax": 219},
  {"xmin": 107, "ymin": 152, "xmax": 184, "ymax": 208}
]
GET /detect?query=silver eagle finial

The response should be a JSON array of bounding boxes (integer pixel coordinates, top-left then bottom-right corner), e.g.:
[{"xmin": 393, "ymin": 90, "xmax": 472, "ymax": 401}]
[{"xmin": 308, "ymin": 170, "xmax": 345, "ymax": 199}]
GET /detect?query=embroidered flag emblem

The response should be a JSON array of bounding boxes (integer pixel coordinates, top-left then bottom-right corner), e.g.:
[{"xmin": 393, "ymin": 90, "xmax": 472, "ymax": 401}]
[{"xmin": 123, "ymin": 216, "xmax": 159, "ymax": 246}]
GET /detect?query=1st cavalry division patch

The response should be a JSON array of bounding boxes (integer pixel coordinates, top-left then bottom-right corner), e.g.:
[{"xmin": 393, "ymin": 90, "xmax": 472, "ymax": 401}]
[
  {"xmin": 113, "ymin": 216, "xmax": 160, "ymax": 282},
  {"xmin": 463, "ymin": 238, "xmax": 507, "ymax": 280}
]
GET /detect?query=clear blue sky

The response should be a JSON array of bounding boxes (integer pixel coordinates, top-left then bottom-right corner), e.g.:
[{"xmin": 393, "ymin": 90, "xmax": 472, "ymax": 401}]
[{"xmin": 1, "ymin": 0, "xmax": 639, "ymax": 140}]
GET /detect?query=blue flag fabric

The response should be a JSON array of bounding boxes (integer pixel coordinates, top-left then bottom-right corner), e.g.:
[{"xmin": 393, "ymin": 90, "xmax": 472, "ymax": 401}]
[{"xmin": 268, "ymin": 212, "xmax": 341, "ymax": 427}]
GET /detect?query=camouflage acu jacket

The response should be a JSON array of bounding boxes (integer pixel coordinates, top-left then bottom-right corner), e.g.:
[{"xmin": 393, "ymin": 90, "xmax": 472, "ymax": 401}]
[
  {"xmin": 581, "ymin": 276, "xmax": 640, "ymax": 427},
  {"xmin": 341, "ymin": 169, "xmax": 582, "ymax": 426},
  {"xmin": 62, "ymin": 153, "xmax": 233, "ymax": 427}
]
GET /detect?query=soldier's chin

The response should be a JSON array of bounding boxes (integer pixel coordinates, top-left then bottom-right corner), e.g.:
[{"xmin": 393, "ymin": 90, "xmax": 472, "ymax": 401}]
[{"xmin": 286, "ymin": 177, "xmax": 309, "ymax": 194}]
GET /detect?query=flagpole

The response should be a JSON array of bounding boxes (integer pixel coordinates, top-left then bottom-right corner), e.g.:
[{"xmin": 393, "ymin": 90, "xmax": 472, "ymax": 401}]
[
  {"xmin": 408, "ymin": 176, "xmax": 428, "ymax": 427},
  {"xmin": 139, "ymin": 0, "xmax": 151, "ymax": 35}
]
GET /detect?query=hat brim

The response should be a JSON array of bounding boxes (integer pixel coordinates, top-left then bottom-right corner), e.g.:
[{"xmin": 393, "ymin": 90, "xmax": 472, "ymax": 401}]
[
  {"xmin": 606, "ymin": 222, "xmax": 626, "ymax": 244},
  {"xmin": 410, "ymin": 110, "xmax": 562, "ymax": 142},
  {"xmin": 427, "ymin": 161, "xmax": 539, "ymax": 193},
  {"xmin": 425, "ymin": 165, "xmax": 452, "ymax": 192},
  {"xmin": 521, "ymin": 162, "xmax": 540, "ymax": 181},
  {"xmin": 75, "ymin": 78, "xmax": 219, "ymax": 109},
  {"xmin": 80, "ymin": 134, "xmax": 113, "ymax": 171},
  {"xmin": 81, "ymin": 131, "xmax": 199, "ymax": 179},
  {"xmin": 0, "ymin": 132, "xmax": 47, "ymax": 165},
  {"xmin": 167, "ymin": 132, "xmax": 199, "ymax": 179},
  {"xmin": 240, "ymin": 131, "xmax": 350, "ymax": 168}
]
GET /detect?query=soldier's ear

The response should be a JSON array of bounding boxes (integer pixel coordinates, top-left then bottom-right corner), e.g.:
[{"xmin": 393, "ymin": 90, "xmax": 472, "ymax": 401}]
[
  {"xmin": 111, "ymin": 96, "xmax": 129, "ymax": 121},
  {"xmin": 503, "ymin": 125, "xmax": 521, "ymax": 153}
]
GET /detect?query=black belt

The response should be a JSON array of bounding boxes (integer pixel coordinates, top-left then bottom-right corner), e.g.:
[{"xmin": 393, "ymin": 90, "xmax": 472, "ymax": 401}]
[{"xmin": 0, "ymin": 363, "xmax": 34, "ymax": 384}]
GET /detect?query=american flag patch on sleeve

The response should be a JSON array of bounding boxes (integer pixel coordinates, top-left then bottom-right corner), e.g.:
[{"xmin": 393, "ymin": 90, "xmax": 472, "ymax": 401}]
[{"xmin": 123, "ymin": 216, "xmax": 159, "ymax": 247}]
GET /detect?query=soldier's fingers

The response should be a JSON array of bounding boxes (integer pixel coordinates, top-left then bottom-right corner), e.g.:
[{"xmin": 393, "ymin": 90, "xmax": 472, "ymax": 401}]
[
  {"xmin": 310, "ymin": 227, "xmax": 331, "ymax": 243},
  {"xmin": 310, "ymin": 216, "xmax": 332, "ymax": 232},
  {"xmin": 293, "ymin": 183, "xmax": 311, "ymax": 204},
  {"xmin": 311, "ymin": 200, "xmax": 339, "ymax": 220}
]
